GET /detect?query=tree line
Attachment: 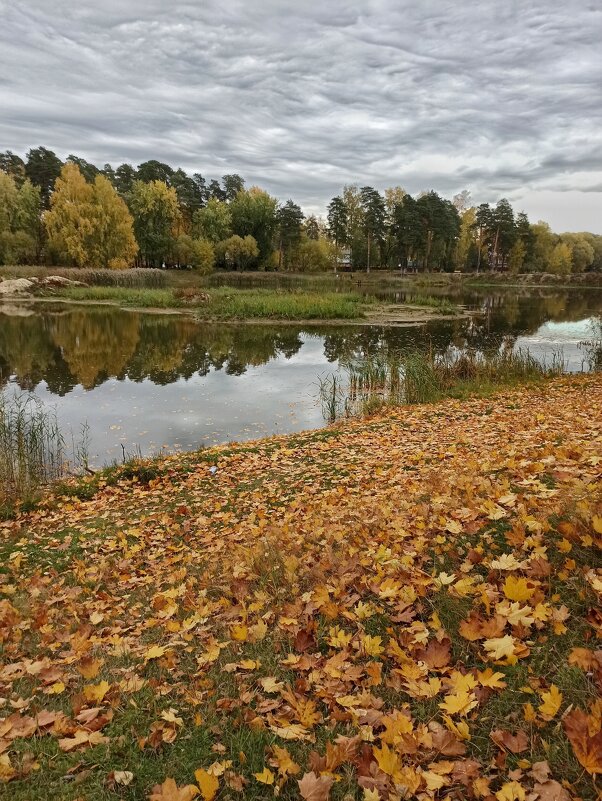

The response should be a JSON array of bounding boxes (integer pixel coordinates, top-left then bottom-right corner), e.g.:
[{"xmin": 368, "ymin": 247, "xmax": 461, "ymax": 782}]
[{"xmin": 1, "ymin": 147, "xmax": 600, "ymax": 274}]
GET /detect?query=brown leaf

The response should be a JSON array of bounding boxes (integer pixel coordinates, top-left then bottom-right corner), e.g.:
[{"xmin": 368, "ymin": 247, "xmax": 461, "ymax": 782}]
[
  {"xmin": 298, "ymin": 771, "xmax": 334, "ymax": 801},
  {"xmin": 563, "ymin": 708, "xmax": 602, "ymax": 775},
  {"xmin": 451, "ymin": 759, "xmax": 481, "ymax": 786},
  {"xmin": 414, "ymin": 638, "xmax": 451, "ymax": 669},
  {"xmin": 430, "ymin": 725, "xmax": 467, "ymax": 756},
  {"xmin": 529, "ymin": 761, "xmax": 551, "ymax": 783},
  {"xmin": 532, "ymin": 780, "xmax": 571, "ymax": 801},
  {"xmin": 294, "ymin": 627, "xmax": 316, "ymax": 652}
]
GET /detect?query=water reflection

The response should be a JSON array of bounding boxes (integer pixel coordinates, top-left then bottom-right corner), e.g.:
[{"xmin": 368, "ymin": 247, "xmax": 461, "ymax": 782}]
[{"xmin": 0, "ymin": 287, "xmax": 600, "ymax": 462}]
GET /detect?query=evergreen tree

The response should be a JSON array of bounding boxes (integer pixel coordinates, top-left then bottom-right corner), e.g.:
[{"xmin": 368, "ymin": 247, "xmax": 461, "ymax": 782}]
[
  {"xmin": 360, "ymin": 186, "xmax": 386, "ymax": 271},
  {"xmin": 25, "ymin": 146, "xmax": 63, "ymax": 207},
  {"xmin": 327, "ymin": 196, "xmax": 348, "ymax": 272},
  {"xmin": 276, "ymin": 200, "xmax": 304, "ymax": 270}
]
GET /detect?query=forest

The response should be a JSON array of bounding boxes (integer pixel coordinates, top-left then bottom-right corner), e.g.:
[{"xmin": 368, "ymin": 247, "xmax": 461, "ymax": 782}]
[{"xmin": 1, "ymin": 147, "xmax": 601, "ymax": 275}]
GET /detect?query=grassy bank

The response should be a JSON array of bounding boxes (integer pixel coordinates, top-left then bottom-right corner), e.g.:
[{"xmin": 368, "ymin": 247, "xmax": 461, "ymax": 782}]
[
  {"xmin": 0, "ymin": 265, "xmax": 167, "ymax": 287},
  {"xmin": 1, "ymin": 375, "xmax": 601, "ymax": 800}
]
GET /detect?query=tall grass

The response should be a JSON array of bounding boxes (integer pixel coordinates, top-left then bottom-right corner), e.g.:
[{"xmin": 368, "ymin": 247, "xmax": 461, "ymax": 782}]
[
  {"xmin": 0, "ymin": 395, "xmax": 61, "ymax": 511},
  {"xmin": 318, "ymin": 347, "xmax": 568, "ymax": 420},
  {"xmin": 0, "ymin": 393, "xmax": 90, "ymax": 515},
  {"xmin": 0, "ymin": 265, "xmax": 167, "ymax": 288}
]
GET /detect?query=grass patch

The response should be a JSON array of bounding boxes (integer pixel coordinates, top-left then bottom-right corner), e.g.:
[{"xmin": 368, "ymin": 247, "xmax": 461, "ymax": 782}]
[
  {"xmin": 404, "ymin": 294, "xmax": 459, "ymax": 313},
  {"xmin": 197, "ymin": 287, "xmax": 367, "ymax": 320},
  {"xmin": 53, "ymin": 285, "xmax": 369, "ymax": 319}
]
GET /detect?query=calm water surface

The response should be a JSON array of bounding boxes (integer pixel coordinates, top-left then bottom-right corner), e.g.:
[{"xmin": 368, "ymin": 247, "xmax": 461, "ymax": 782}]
[{"xmin": 1, "ymin": 286, "xmax": 600, "ymax": 464}]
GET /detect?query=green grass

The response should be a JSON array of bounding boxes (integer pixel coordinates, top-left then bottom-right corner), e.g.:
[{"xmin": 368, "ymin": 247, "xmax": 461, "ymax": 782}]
[
  {"xmin": 53, "ymin": 285, "xmax": 369, "ymax": 319},
  {"xmin": 203, "ymin": 287, "xmax": 367, "ymax": 319}
]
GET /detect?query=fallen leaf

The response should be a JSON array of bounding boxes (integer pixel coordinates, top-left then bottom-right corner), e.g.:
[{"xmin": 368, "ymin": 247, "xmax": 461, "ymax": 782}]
[
  {"xmin": 194, "ymin": 769, "xmax": 219, "ymax": 801},
  {"xmin": 149, "ymin": 777, "xmax": 199, "ymax": 801},
  {"xmin": 253, "ymin": 767, "xmax": 275, "ymax": 785},
  {"xmin": 298, "ymin": 771, "xmax": 334, "ymax": 801}
]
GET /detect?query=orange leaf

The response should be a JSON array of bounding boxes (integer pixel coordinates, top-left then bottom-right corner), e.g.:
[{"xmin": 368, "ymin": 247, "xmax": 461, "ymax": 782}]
[{"xmin": 563, "ymin": 708, "xmax": 602, "ymax": 775}]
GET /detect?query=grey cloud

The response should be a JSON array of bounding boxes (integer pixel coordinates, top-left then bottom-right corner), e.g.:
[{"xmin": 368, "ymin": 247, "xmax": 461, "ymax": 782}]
[{"xmin": 0, "ymin": 0, "xmax": 601, "ymax": 231}]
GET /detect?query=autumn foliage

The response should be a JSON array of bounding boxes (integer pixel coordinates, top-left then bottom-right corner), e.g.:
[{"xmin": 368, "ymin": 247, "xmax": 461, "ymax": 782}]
[{"xmin": 0, "ymin": 375, "xmax": 601, "ymax": 799}]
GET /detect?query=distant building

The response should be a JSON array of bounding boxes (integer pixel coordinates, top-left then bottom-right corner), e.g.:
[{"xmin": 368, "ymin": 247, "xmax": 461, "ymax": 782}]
[{"xmin": 337, "ymin": 247, "xmax": 352, "ymax": 270}]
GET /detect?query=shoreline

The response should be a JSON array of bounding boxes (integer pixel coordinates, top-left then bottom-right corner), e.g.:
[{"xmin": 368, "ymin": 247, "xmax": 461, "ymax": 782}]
[{"xmin": 0, "ymin": 294, "xmax": 475, "ymax": 325}]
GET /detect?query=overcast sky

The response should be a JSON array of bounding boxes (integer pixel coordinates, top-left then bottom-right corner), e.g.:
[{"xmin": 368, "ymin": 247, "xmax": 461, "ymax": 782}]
[{"xmin": 1, "ymin": 1, "xmax": 601, "ymax": 231}]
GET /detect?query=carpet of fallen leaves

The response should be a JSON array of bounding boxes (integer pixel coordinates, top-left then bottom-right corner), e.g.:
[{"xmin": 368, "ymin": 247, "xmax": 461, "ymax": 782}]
[{"xmin": 1, "ymin": 375, "xmax": 602, "ymax": 801}]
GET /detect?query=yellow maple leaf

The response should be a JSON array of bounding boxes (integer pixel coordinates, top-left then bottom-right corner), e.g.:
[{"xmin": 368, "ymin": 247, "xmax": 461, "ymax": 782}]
[
  {"xmin": 477, "ymin": 668, "xmax": 507, "ymax": 689},
  {"xmin": 496, "ymin": 780, "xmax": 526, "ymax": 801},
  {"xmin": 442, "ymin": 715, "xmax": 471, "ymax": 740},
  {"xmin": 423, "ymin": 770, "xmax": 448, "ymax": 791},
  {"xmin": 327, "ymin": 626, "xmax": 353, "ymax": 648},
  {"xmin": 230, "ymin": 624, "xmax": 248, "ymax": 642},
  {"xmin": 194, "ymin": 769, "xmax": 219, "ymax": 801},
  {"xmin": 439, "ymin": 690, "xmax": 478, "ymax": 716},
  {"xmin": 381, "ymin": 711, "xmax": 413, "ymax": 744},
  {"xmin": 144, "ymin": 645, "xmax": 167, "ymax": 661},
  {"xmin": 0, "ymin": 753, "xmax": 16, "ymax": 782},
  {"xmin": 538, "ymin": 685, "xmax": 563, "ymax": 720},
  {"xmin": 448, "ymin": 671, "xmax": 478, "ymax": 693},
  {"xmin": 373, "ymin": 742, "xmax": 402, "ymax": 781},
  {"xmin": 272, "ymin": 745, "xmax": 300, "ymax": 776},
  {"xmin": 523, "ymin": 702, "xmax": 537, "ymax": 723},
  {"xmin": 361, "ymin": 634, "xmax": 384, "ymax": 657},
  {"xmin": 249, "ymin": 620, "xmax": 268, "ymax": 642},
  {"xmin": 83, "ymin": 680, "xmax": 110, "ymax": 703},
  {"xmin": 503, "ymin": 576, "xmax": 534, "ymax": 603},
  {"xmin": 592, "ymin": 516, "xmax": 602, "ymax": 535},
  {"xmin": 497, "ymin": 601, "xmax": 534, "ymax": 627},
  {"xmin": 253, "ymin": 767, "xmax": 275, "ymax": 785},
  {"xmin": 483, "ymin": 635, "xmax": 516, "ymax": 661}
]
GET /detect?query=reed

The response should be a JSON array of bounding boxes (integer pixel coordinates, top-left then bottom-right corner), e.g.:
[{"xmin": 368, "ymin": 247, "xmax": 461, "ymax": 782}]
[
  {"xmin": 0, "ymin": 393, "xmax": 88, "ymax": 514},
  {"xmin": 0, "ymin": 265, "xmax": 167, "ymax": 288},
  {"xmin": 319, "ymin": 347, "xmax": 569, "ymax": 421}
]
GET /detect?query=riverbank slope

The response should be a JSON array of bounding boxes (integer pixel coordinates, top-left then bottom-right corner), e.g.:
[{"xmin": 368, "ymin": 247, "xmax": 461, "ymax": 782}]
[{"xmin": 1, "ymin": 374, "xmax": 601, "ymax": 800}]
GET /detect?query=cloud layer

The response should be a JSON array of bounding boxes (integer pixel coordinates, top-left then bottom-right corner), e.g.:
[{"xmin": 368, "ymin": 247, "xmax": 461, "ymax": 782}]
[{"xmin": 1, "ymin": 1, "xmax": 601, "ymax": 230}]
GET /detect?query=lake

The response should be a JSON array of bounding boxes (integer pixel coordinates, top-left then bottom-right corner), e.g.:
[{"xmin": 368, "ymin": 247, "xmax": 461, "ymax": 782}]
[{"xmin": 1, "ymin": 285, "xmax": 601, "ymax": 465}]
